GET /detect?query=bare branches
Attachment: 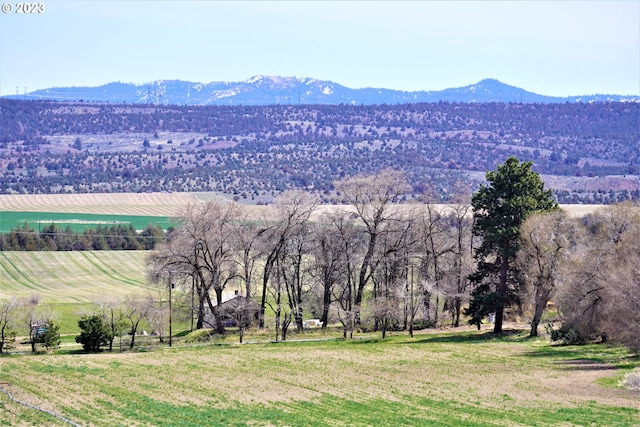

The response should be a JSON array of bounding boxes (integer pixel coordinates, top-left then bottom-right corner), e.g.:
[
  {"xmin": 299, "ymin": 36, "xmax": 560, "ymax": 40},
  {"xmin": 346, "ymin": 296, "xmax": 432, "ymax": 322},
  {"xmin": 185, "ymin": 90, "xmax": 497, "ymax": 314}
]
[
  {"xmin": 554, "ymin": 203, "xmax": 640, "ymax": 352},
  {"xmin": 517, "ymin": 210, "xmax": 573, "ymax": 336}
]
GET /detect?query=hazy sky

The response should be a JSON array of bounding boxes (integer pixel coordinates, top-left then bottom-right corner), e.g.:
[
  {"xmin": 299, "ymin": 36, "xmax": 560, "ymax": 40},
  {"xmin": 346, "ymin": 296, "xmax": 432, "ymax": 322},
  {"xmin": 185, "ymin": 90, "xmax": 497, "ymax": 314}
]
[{"xmin": 1, "ymin": 1, "xmax": 638, "ymax": 97}]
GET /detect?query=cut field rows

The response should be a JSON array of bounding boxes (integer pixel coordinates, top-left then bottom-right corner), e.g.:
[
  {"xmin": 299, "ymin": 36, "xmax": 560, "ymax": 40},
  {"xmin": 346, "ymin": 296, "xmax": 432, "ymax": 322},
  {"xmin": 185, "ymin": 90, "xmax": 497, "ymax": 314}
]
[
  {"xmin": 0, "ymin": 251, "xmax": 151, "ymax": 303},
  {"xmin": 0, "ymin": 335, "xmax": 637, "ymax": 426}
]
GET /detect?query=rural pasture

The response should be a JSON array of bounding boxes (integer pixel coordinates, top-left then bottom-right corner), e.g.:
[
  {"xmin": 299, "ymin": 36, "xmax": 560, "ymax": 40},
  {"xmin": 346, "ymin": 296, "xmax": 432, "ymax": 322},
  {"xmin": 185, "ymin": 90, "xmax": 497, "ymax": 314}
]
[
  {"xmin": 0, "ymin": 211, "xmax": 176, "ymax": 234},
  {"xmin": 0, "ymin": 251, "xmax": 150, "ymax": 303},
  {"xmin": 0, "ymin": 331, "xmax": 638, "ymax": 426},
  {"xmin": 0, "ymin": 193, "xmax": 635, "ymax": 426}
]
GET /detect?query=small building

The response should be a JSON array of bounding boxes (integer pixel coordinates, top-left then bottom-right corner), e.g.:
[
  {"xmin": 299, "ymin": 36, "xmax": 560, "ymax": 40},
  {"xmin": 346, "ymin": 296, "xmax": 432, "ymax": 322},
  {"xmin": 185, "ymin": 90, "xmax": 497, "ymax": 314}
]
[{"xmin": 203, "ymin": 292, "xmax": 260, "ymax": 329}]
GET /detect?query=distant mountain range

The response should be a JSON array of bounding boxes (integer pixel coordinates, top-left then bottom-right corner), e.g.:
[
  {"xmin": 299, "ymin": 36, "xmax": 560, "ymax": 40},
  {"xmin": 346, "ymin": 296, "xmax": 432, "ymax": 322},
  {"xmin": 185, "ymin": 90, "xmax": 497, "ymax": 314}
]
[{"xmin": 5, "ymin": 76, "xmax": 639, "ymax": 105}]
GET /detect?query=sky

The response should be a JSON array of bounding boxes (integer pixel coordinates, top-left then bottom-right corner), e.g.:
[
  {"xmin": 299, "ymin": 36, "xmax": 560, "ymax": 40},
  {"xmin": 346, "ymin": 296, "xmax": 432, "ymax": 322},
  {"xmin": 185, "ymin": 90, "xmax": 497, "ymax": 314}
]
[{"xmin": 1, "ymin": 1, "xmax": 638, "ymax": 97}]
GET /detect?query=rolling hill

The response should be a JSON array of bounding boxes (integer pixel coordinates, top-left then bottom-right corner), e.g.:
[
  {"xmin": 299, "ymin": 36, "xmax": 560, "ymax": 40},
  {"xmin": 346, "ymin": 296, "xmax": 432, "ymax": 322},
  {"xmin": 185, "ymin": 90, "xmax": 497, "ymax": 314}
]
[{"xmin": 5, "ymin": 76, "xmax": 639, "ymax": 105}]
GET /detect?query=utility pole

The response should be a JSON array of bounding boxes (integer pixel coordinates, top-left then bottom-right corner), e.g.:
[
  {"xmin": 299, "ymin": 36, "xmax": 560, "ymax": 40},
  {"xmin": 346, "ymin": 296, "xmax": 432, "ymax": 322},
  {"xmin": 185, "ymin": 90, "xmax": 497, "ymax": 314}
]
[
  {"xmin": 169, "ymin": 272, "xmax": 173, "ymax": 347},
  {"xmin": 409, "ymin": 263, "xmax": 414, "ymax": 338}
]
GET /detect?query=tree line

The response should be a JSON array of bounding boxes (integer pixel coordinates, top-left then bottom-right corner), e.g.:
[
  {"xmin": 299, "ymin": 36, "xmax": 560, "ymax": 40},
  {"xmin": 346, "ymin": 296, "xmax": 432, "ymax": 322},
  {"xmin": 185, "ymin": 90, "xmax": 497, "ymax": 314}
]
[
  {"xmin": 144, "ymin": 159, "xmax": 638, "ymax": 352},
  {"xmin": 1, "ymin": 158, "xmax": 638, "ymax": 354},
  {"xmin": 0, "ymin": 222, "xmax": 166, "ymax": 251}
]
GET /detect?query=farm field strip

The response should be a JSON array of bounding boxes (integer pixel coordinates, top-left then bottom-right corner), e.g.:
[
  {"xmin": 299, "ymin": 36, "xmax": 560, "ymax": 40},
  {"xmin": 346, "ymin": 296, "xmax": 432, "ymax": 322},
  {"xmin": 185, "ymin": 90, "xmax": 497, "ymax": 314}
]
[
  {"xmin": 0, "ymin": 192, "xmax": 199, "ymax": 216},
  {"xmin": 0, "ymin": 251, "xmax": 150, "ymax": 302},
  {"xmin": 0, "ymin": 211, "xmax": 177, "ymax": 233},
  {"xmin": 0, "ymin": 192, "xmax": 606, "ymax": 219}
]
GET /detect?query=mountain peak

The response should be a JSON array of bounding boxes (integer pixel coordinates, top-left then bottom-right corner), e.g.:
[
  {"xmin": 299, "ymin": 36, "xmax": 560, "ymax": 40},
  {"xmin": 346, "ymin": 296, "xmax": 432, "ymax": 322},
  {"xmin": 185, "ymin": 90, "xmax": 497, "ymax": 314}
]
[{"xmin": 474, "ymin": 78, "xmax": 508, "ymax": 89}]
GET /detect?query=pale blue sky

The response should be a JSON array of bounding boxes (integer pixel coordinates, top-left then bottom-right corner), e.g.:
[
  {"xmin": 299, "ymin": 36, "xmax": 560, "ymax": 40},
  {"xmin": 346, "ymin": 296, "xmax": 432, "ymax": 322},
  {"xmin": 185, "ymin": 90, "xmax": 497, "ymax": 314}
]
[{"xmin": 1, "ymin": 1, "xmax": 638, "ymax": 97}]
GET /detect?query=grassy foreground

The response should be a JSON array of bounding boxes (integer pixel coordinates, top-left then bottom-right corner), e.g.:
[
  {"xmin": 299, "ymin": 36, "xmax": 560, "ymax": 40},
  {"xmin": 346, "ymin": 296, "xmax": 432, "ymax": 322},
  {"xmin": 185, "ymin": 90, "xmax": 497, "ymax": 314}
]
[{"xmin": 0, "ymin": 330, "xmax": 638, "ymax": 426}]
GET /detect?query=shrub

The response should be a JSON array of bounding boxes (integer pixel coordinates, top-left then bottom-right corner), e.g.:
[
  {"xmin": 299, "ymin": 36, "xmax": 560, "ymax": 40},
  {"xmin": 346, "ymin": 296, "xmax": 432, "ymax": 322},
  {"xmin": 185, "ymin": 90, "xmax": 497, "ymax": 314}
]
[
  {"xmin": 76, "ymin": 314, "xmax": 112, "ymax": 352},
  {"xmin": 621, "ymin": 369, "xmax": 640, "ymax": 390},
  {"xmin": 183, "ymin": 329, "xmax": 215, "ymax": 343},
  {"xmin": 546, "ymin": 323, "xmax": 585, "ymax": 345},
  {"xmin": 42, "ymin": 320, "xmax": 61, "ymax": 352}
]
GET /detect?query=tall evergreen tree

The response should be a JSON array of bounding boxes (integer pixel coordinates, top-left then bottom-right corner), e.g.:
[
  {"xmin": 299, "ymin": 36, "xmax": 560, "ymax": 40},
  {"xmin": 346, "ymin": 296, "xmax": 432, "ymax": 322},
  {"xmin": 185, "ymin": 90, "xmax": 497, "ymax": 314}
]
[{"xmin": 466, "ymin": 157, "xmax": 557, "ymax": 333}]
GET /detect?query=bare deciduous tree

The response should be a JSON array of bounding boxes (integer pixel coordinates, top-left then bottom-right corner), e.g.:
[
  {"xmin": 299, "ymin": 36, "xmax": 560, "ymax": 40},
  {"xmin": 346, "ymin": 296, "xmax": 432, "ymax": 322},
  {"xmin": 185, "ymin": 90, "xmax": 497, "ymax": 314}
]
[
  {"xmin": 555, "ymin": 203, "xmax": 640, "ymax": 352},
  {"xmin": 122, "ymin": 294, "xmax": 152, "ymax": 348},
  {"xmin": 232, "ymin": 296, "xmax": 258, "ymax": 344},
  {"xmin": 95, "ymin": 296, "xmax": 126, "ymax": 351},
  {"xmin": 232, "ymin": 209, "xmax": 263, "ymax": 300},
  {"xmin": 370, "ymin": 295, "xmax": 402, "ymax": 339},
  {"xmin": 517, "ymin": 210, "xmax": 573, "ymax": 337},
  {"xmin": 149, "ymin": 201, "xmax": 241, "ymax": 334},
  {"xmin": 327, "ymin": 212, "xmax": 362, "ymax": 338},
  {"xmin": 311, "ymin": 213, "xmax": 351, "ymax": 329},
  {"xmin": 257, "ymin": 190, "xmax": 317, "ymax": 329},
  {"xmin": 446, "ymin": 185, "xmax": 475, "ymax": 327},
  {"xmin": 279, "ymin": 219, "xmax": 315, "ymax": 332},
  {"xmin": 370, "ymin": 209, "xmax": 417, "ymax": 333},
  {"xmin": 415, "ymin": 200, "xmax": 453, "ymax": 326},
  {"xmin": 0, "ymin": 298, "xmax": 19, "ymax": 353},
  {"xmin": 334, "ymin": 169, "xmax": 410, "ymax": 324}
]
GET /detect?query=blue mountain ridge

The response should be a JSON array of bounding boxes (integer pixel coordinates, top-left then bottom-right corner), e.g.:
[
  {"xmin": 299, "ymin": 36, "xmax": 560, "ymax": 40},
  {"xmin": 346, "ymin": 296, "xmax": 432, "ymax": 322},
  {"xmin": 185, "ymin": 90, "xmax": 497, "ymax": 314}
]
[{"xmin": 6, "ymin": 76, "xmax": 639, "ymax": 105}]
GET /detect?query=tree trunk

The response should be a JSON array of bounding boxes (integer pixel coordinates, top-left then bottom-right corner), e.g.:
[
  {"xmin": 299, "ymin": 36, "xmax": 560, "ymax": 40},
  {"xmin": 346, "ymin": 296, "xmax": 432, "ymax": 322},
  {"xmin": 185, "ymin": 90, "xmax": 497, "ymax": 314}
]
[
  {"xmin": 423, "ymin": 290, "xmax": 432, "ymax": 322},
  {"xmin": 494, "ymin": 256, "xmax": 508, "ymax": 334},
  {"xmin": 530, "ymin": 287, "xmax": 551, "ymax": 337},
  {"xmin": 243, "ymin": 250, "xmax": 252, "ymax": 299},
  {"xmin": 274, "ymin": 305, "xmax": 280, "ymax": 342},
  {"xmin": 196, "ymin": 294, "xmax": 205, "ymax": 329},
  {"xmin": 207, "ymin": 291, "xmax": 225, "ymax": 335},
  {"xmin": 453, "ymin": 296, "xmax": 461, "ymax": 327},
  {"xmin": 381, "ymin": 318, "xmax": 387, "ymax": 339},
  {"xmin": 321, "ymin": 293, "xmax": 331, "ymax": 328},
  {"xmin": 282, "ymin": 312, "xmax": 291, "ymax": 341},
  {"xmin": 260, "ymin": 254, "xmax": 276, "ymax": 329},
  {"xmin": 129, "ymin": 322, "xmax": 140, "ymax": 349},
  {"xmin": 294, "ymin": 307, "xmax": 304, "ymax": 332},
  {"xmin": 355, "ymin": 233, "xmax": 377, "ymax": 323},
  {"xmin": 108, "ymin": 309, "xmax": 115, "ymax": 351}
]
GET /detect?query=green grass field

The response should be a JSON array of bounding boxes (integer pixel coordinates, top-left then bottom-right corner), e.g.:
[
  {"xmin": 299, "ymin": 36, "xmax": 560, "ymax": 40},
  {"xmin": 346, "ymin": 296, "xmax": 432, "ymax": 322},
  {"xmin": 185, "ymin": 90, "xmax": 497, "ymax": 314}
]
[
  {"xmin": 0, "ymin": 251, "xmax": 151, "ymax": 303},
  {"xmin": 0, "ymin": 331, "xmax": 638, "ymax": 426},
  {"xmin": 0, "ymin": 211, "xmax": 176, "ymax": 233}
]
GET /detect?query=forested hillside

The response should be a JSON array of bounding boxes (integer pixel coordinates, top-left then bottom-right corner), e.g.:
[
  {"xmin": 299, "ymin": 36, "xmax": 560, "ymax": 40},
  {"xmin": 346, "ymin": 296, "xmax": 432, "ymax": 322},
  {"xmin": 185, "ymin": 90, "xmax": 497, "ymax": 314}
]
[{"xmin": 1, "ymin": 99, "xmax": 638, "ymax": 203}]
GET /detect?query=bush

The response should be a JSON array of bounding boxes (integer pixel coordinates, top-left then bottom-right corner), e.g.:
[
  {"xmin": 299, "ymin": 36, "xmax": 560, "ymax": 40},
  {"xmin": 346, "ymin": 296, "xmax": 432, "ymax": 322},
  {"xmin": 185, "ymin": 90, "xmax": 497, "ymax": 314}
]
[
  {"xmin": 76, "ymin": 314, "xmax": 112, "ymax": 352},
  {"xmin": 183, "ymin": 329, "xmax": 215, "ymax": 343},
  {"xmin": 42, "ymin": 320, "xmax": 61, "ymax": 352},
  {"xmin": 546, "ymin": 323, "xmax": 585, "ymax": 345},
  {"xmin": 621, "ymin": 369, "xmax": 640, "ymax": 390}
]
